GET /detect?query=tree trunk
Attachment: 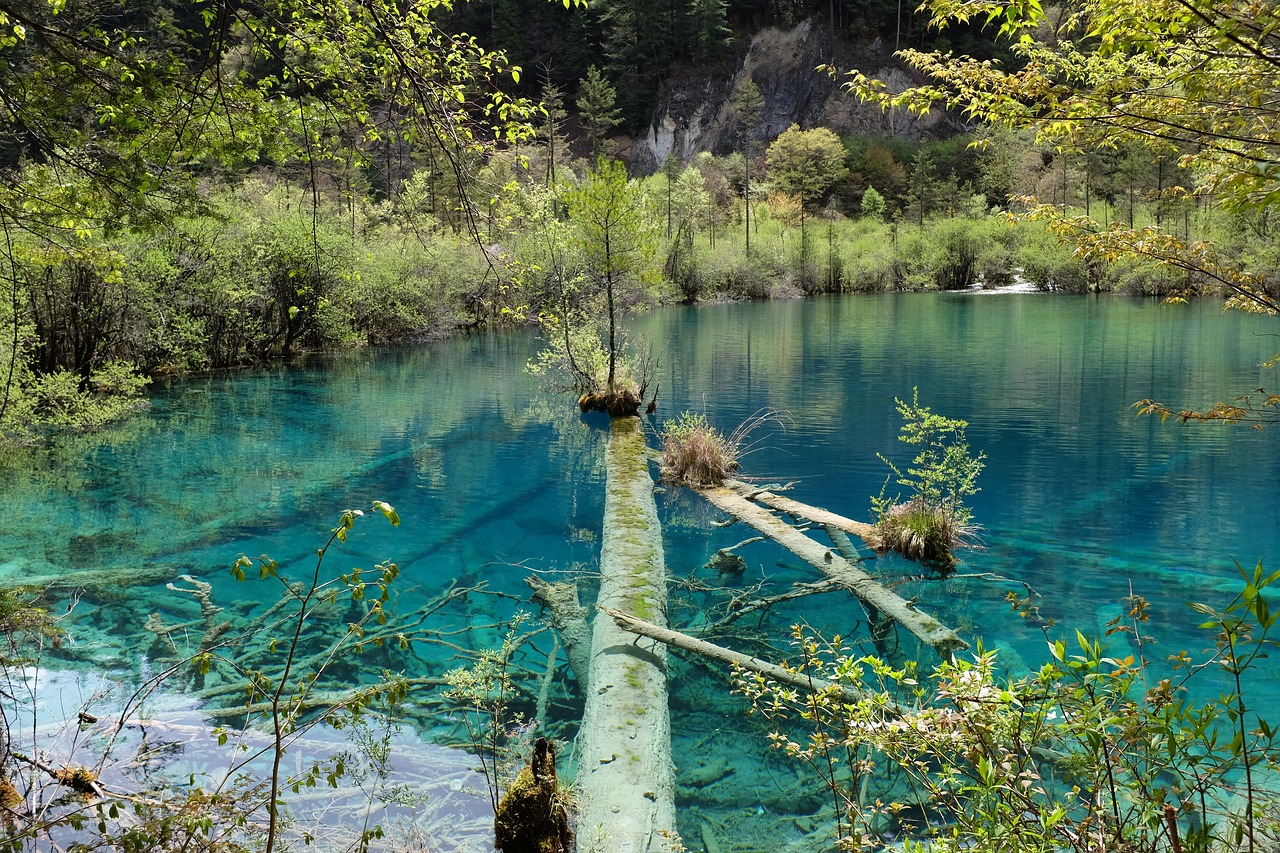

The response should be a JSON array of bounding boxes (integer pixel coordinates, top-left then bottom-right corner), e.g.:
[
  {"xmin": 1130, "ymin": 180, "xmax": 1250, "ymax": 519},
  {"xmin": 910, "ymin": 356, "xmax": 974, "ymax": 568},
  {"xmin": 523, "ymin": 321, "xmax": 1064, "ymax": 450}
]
[
  {"xmin": 575, "ymin": 416, "xmax": 676, "ymax": 852},
  {"xmin": 601, "ymin": 607, "xmax": 891, "ymax": 708},
  {"xmin": 526, "ymin": 576, "xmax": 592, "ymax": 688},
  {"xmin": 723, "ymin": 479, "xmax": 877, "ymax": 541}
]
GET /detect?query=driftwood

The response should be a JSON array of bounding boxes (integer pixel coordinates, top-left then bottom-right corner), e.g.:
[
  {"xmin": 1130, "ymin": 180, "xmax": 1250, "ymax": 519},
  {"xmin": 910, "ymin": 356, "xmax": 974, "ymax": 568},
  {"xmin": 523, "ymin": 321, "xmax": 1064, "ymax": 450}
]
[
  {"xmin": 698, "ymin": 579, "xmax": 844, "ymax": 633},
  {"xmin": 696, "ymin": 485, "xmax": 967, "ymax": 660},
  {"xmin": 576, "ymin": 416, "xmax": 676, "ymax": 853},
  {"xmin": 601, "ymin": 607, "xmax": 889, "ymax": 708},
  {"xmin": 824, "ymin": 526, "xmax": 896, "ymax": 656}
]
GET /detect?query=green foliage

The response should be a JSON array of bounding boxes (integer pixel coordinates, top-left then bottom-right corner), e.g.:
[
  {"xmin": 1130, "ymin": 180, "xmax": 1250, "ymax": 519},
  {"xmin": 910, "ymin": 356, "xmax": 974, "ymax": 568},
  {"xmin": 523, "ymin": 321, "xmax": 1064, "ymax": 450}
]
[
  {"xmin": 843, "ymin": 0, "xmax": 1280, "ymax": 418},
  {"xmin": 443, "ymin": 615, "xmax": 532, "ymax": 812},
  {"xmin": 895, "ymin": 217, "xmax": 1013, "ymax": 291},
  {"xmin": 576, "ymin": 66, "xmax": 623, "ymax": 160},
  {"xmin": 227, "ymin": 501, "xmax": 403, "ymax": 852},
  {"xmin": 872, "ymin": 390, "xmax": 984, "ymax": 566},
  {"xmin": 860, "ymin": 186, "xmax": 887, "ymax": 222},
  {"xmin": 738, "ymin": 563, "xmax": 1280, "ymax": 851},
  {"xmin": 685, "ymin": 0, "xmax": 733, "ymax": 63},
  {"xmin": 0, "ymin": 503, "xmax": 411, "ymax": 853},
  {"xmin": 0, "ymin": 587, "xmax": 62, "ymax": 664},
  {"xmin": 542, "ymin": 158, "xmax": 659, "ymax": 406},
  {"xmin": 766, "ymin": 125, "xmax": 850, "ymax": 210}
]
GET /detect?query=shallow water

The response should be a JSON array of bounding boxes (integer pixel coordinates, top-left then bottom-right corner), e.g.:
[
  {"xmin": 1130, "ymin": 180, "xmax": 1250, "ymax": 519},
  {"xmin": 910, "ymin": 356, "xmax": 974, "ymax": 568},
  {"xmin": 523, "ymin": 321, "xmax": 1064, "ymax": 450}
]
[{"xmin": 6, "ymin": 292, "xmax": 1279, "ymax": 850}]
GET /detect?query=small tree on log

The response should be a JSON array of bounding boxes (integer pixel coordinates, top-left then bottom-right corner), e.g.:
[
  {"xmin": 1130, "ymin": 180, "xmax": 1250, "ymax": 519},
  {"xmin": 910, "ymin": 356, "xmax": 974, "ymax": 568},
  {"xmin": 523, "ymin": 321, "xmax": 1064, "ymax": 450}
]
[
  {"xmin": 871, "ymin": 389, "xmax": 985, "ymax": 569},
  {"xmin": 530, "ymin": 158, "xmax": 659, "ymax": 417}
]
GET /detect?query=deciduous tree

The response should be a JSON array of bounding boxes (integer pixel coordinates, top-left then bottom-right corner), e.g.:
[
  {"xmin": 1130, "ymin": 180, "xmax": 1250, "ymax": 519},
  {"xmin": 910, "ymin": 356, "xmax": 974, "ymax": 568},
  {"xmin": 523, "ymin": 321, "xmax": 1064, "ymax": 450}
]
[
  {"xmin": 766, "ymin": 125, "xmax": 849, "ymax": 211},
  {"xmin": 839, "ymin": 0, "xmax": 1280, "ymax": 422}
]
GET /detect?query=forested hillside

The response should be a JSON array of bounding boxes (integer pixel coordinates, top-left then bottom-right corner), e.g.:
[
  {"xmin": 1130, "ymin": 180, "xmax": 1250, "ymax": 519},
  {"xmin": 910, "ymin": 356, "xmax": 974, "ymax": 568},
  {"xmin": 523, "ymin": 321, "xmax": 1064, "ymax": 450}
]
[{"xmin": 2, "ymin": 0, "xmax": 1278, "ymax": 440}]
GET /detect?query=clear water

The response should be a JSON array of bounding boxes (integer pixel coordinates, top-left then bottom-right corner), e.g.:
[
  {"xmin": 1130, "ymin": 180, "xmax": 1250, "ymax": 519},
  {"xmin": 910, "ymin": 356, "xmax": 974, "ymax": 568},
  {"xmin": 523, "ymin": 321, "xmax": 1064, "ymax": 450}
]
[{"xmin": 5, "ymin": 292, "xmax": 1278, "ymax": 851}]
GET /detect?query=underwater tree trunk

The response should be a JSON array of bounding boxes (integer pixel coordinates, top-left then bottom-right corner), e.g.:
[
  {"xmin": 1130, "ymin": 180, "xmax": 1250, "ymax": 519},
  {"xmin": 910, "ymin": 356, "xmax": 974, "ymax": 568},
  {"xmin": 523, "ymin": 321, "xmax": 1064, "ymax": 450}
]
[
  {"xmin": 526, "ymin": 576, "xmax": 592, "ymax": 688},
  {"xmin": 575, "ymin": 416, "xmax": 676, "ymax": 853},
  {"xmin": 697, "ymin": 484, "xmax": 968, "ymax": 660},
  {"xmin": 602, "ymin": 607, "xmax": 886, "ymax": 707},
  {"xmin": 723, "ymin": 479, "xmax": 877, "ymax": 542}
]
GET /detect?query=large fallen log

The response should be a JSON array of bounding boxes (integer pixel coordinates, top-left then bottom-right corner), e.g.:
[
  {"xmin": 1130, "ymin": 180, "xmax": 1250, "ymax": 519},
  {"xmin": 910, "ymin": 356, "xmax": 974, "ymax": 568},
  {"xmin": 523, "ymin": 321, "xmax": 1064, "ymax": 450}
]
[
  {"xmin": 601, "ymin": 607, "xmax": 894, "ymax": 709},
  {"xmin": 575, "ymin": 416, "xmax": 676, "ymax": 853},
  {"xmin": 697, "ymin": 485, "xmax": 967, "ymax": 660}
]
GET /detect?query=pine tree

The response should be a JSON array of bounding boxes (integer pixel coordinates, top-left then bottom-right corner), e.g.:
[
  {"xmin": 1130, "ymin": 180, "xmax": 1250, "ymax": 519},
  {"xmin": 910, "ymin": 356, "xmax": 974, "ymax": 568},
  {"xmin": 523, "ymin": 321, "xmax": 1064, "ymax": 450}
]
[{"xmin": 576, "ymin": 66, "xmax": 623, "ymax": 159}]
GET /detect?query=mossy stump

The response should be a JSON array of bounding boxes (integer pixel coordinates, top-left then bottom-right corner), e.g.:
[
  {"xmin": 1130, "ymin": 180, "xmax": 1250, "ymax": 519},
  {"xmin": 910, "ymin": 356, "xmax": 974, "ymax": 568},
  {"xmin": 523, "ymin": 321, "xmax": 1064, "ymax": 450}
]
[
  {"xmin": 577, "ymin": 388, "xmax": 642, "ymax": 418},
  {"xmin": 494, "ymin": 737, "xmax": 572, "ymax": 853}
]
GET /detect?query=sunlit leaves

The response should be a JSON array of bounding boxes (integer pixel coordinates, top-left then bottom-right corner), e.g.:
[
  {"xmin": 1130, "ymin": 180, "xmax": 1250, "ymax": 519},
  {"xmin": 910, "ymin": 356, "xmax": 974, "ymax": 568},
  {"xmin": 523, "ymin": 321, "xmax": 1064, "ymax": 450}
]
[{"xmin": 845, "ymin": 0, "xmax": 1280, "ymax": 216}]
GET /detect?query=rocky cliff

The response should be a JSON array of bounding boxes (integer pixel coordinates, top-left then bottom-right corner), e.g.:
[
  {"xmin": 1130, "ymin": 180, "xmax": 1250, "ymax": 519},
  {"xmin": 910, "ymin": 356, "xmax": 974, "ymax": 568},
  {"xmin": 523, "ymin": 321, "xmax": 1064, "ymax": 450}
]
[{"xmin": 627, "ymin": 18, "xmax": 957, "ymax": 174}]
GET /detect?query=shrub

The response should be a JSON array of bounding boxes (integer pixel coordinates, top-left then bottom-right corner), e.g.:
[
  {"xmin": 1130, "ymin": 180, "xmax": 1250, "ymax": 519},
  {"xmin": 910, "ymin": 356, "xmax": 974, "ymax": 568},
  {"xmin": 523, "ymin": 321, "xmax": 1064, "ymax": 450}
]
[
  {"xmin": 871, "ymin": 389, "xmax": 984, "ymax": 568},
  {"xmin": 737, "ymin": 562, "xmax": 1280, "ymax": 853}
]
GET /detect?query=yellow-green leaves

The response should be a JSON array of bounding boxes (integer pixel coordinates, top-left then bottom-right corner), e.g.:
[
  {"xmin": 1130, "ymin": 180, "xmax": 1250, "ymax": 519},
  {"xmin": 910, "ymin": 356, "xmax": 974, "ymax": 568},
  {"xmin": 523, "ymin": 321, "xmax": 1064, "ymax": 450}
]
[{"xmin": 370, "ymin": 500, "xmax": 399, "ymax": 526}]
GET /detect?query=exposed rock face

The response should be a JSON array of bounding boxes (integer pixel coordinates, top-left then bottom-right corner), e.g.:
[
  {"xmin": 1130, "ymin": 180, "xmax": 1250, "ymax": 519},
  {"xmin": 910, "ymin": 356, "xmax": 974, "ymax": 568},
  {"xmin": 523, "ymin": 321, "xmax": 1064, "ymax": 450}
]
[{"xmin": 629, "ymin": 18, "xmax": 957, "ymax": 174}]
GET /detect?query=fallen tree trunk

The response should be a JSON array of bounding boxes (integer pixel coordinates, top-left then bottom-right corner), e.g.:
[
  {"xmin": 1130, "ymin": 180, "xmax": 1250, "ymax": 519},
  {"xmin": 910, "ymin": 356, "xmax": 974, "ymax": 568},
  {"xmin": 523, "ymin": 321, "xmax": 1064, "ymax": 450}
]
[
  {"xmin": 697, "ymin": 485, "xmax": 967, "ymax": 660},
  {"xmin": 724, "ymin": 479, "xmax": 877, "ymax": 541},
  {"xmin": 601, "ymin": 607, "xmax": 892, "ymax": 708},
  {"xmin": 526, "ymin": 576, "xmax": 592, "ymax": 688},
  {"xmin": 575, "ymin": 417, "xmax": 676, "ymax": 853}
]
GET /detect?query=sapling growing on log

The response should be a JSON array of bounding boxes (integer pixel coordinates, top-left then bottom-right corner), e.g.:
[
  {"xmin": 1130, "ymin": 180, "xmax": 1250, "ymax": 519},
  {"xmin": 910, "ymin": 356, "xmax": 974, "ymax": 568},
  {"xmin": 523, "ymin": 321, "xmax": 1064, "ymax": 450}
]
[
  {"xmin": 525, "ymin": 158, "xmax": 660, "ymax": 418},
  {"xmin": 871, "ymin": 389, "xmax": 985, "ymax": 569}
]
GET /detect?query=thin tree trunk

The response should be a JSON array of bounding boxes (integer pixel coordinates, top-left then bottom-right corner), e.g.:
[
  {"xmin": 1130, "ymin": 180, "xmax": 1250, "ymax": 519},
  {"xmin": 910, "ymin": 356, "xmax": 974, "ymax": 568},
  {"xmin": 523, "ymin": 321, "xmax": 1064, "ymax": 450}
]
[
  {"xmin": 601, "ymin": 607, "xmax": 892, "ymax": 708},
  {"xmin": 696, "ymin": 484, "xmax": 967, "ymax": 659}
]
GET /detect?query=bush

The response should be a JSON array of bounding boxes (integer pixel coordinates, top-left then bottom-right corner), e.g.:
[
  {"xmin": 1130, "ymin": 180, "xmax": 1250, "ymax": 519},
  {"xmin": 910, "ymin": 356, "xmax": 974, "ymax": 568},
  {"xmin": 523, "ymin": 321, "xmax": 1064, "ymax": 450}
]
[
  {"xmin": 737, "ymin": 562, "xmax": 1280, "ymax": 853},
  {"xmin": 1015, "ymin": 224, "xmax": 1098, "ymax": 293},
  {"xmin": 871, "ymin": 389, "xmax": 984, "ymax": 568}
]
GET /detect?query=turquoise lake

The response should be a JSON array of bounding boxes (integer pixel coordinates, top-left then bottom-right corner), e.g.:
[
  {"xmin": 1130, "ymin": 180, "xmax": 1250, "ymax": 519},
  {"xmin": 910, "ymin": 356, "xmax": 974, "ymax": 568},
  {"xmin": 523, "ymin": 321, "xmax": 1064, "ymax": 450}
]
[{"xmin": 5, "ymin": 292, "xmax": 1279, "ymax": 851}]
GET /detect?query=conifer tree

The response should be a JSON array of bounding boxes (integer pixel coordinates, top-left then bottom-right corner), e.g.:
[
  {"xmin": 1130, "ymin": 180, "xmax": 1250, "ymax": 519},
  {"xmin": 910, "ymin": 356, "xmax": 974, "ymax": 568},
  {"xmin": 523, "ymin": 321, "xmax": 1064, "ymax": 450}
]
[{"xmin": 576, "ymin": 66, "xmax": 623, "ymax": 160}]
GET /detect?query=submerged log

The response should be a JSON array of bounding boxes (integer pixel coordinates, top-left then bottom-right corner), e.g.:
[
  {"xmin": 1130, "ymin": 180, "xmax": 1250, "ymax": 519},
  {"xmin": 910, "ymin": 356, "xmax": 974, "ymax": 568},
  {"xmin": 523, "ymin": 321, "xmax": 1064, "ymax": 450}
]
[
  {"xmin": 602, "ymin": 607, "xmax": 890, "ymax": 708},
  {"xmin": 575, "ymin": 416, "xmax": 676, "ymax": 853},
  {"xmin": 526, "ymin": 576, "xmax": 592, "ymax": 687},
  {"xmin": 697, "ymin": 485, "xmax": 967, "ymax": 660},
  {"xmin": 723, "ymin": 479, "xmax": 878, "ymax": 543}
]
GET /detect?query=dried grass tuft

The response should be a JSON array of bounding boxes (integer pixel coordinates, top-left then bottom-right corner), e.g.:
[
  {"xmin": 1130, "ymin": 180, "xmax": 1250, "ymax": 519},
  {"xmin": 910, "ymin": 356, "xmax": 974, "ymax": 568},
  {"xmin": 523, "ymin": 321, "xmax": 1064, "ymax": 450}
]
[
  {"xmin": 659, "ymin": 409, "xmax": 788, "ymax": 487},
  {"xmin": 872, "ymin": 497, "xmax": 980, "ymax": 569},
  {"xmin": 660, "ymin": 413, "xmax": 739, "ymax": 487}
]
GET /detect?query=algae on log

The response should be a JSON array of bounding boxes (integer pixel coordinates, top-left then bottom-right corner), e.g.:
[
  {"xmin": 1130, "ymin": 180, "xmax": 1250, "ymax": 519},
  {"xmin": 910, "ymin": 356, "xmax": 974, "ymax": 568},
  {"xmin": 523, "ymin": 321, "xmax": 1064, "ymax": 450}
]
[
  {"xmin": 697, "ymin": 484, "xmax": 968, "ymax": 660},
  {"xmin": 495, "ymin": 737, "xmax": 574, "ymax": 853},
  {"xmin": 575, "ymin": 416, "xmax": 676, "ymax": 853}
]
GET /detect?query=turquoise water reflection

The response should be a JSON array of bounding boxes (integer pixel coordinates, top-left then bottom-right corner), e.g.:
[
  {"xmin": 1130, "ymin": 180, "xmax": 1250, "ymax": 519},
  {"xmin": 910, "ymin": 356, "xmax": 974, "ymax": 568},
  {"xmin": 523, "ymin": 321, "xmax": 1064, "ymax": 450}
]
[
  {"xmin": 5, "ymin": 293, "xmax": 1279, "ymax": 850},
  {"xmin": 637, "ymin": 295, "xmax": 1279, "ymax": 658}
]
